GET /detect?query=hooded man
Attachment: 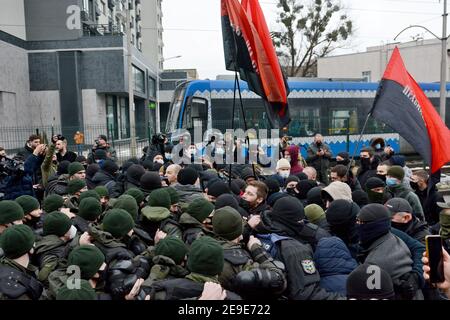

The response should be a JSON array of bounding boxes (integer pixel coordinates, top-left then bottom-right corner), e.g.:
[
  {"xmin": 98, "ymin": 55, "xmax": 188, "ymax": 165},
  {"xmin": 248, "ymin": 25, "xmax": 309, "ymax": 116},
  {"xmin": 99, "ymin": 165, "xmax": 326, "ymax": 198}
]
[
  {"xmin": 171, "ymin": 167, "xmax": 204, "ymax": 206},
  {"xmin": 365, "ymin": 177, "xmax": 391, "ymax": 204},
  {"xmin": 321, "ymin": 181, "xmax": 352, "ymax": 208},
  {"xmin": 356, "ymin": 147, "xmax": 380, "ymax": 189}
]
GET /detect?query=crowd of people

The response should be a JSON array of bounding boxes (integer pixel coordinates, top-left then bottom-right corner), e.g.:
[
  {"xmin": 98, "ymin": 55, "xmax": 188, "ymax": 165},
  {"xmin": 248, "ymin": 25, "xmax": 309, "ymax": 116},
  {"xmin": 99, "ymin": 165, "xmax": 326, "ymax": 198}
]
[{"xmin": 0, "ymin": 131, "xmax": 449, "ymax": 300}]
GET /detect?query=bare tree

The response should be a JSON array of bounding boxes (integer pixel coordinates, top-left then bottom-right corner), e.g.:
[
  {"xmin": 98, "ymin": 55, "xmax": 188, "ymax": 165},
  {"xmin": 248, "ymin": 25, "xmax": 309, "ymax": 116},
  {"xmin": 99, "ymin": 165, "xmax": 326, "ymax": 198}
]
[{"xmin": 272, "ymin": 0, "xmax": 353, "ymax": 77}]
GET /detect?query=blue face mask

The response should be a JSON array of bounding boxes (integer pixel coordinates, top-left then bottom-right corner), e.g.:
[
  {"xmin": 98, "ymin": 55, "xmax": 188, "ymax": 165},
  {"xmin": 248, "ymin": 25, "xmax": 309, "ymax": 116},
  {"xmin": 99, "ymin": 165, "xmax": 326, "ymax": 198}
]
[
  {"xmin": 375, "ymin": 143, "xmax": 381, "ymax": 149},
  {"xmin": 386, "ymin": 177, "xmax": 399, "ymax": 187}
]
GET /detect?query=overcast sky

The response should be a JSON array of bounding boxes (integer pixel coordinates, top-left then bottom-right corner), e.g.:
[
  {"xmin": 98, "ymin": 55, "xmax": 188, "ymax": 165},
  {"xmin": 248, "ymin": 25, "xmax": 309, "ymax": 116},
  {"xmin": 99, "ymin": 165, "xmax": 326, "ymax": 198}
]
[{"xmin": 161, "ymin": 0, "xmax": 445, "ymax": 79}]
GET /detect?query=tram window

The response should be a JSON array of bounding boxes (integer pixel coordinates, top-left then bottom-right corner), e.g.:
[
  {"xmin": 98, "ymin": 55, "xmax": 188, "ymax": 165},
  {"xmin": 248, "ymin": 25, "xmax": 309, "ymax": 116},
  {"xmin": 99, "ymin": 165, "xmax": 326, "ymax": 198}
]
[
  {"xmin": 329, "ymin": 109, "xmax": 358, "ymax": 135},
  {"xmin": 288, "ymin": 106, "xmax": 320, "ymax": 136}
]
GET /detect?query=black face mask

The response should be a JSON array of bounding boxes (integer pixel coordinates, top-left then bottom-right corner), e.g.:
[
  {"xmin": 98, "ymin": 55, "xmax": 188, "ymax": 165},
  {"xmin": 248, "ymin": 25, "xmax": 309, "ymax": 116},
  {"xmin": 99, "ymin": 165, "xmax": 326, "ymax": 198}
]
[
  {"xmin": 390, "ymin": 220, "xmax": 411, "ymax": 232},
  {"xmin": 286, "ymin": 187, "xmax": 297, "ymax": 196},
  {"xmin": 376, "ymin": 174, "xmax": 386, "ymax": 182},
  {"xmin": 239, "ymin": 198, "xmax": 251, "ymax": 210},
  {"xmin": 25, "ymin": 215, "xmax": 41, "ymax": 229},
  {"xmin": 337, "ymin": 159, "xmax": 350, "ymax": 166},
  {"xmin": 360, "ymin": 157, "xmax": 371, "ymax": 169},
  {"xmin": 410, "ymin": 181, "xmax": 419, "ymax": 191}
]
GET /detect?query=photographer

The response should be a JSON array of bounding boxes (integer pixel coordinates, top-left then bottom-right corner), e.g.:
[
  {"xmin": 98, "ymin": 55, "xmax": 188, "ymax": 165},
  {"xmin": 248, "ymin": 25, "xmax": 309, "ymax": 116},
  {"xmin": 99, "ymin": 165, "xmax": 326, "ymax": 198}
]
[
  {"xmin": 145, "ymin": 133, "xmax": 168, "ymax": 162},
  {"xmin": 306, "ymin": 133, "xmax": 332, "ymax": 185},
  {"xmin": 88, "ymin": 135, "xmax": 117, "ymax": 163}
]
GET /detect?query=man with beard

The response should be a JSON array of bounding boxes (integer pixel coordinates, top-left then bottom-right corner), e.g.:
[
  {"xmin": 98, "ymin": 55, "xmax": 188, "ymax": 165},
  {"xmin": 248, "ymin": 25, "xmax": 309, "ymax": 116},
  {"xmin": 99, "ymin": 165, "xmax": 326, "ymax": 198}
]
[
  {"xmin": 410, "ymin": 170, "xmax": 444, "ymax": 226},
  {"xmin": 356, "ymin": 147, "xmax": 379, "ymax": 189},
  {"xmin": 240, "ymin": 181, "xmax": 269, "ymax": 216},
  {"xmin": 330, "ymin": 164, "xmax": 362, "ymax": 192},
  {"xmin": 306, "ymin": 133, "xmax": 332, "ymax": 185},
  {"xmin": 386, "ymin": 198, "xmax": 430, "ymax": 244},
  {"xmin": 55, "ymin": 136, "xmax": 77, "ymax": 163},
  {"xmin": 15, "ymin": 195, "xmax": 42, "ymax": 235}
]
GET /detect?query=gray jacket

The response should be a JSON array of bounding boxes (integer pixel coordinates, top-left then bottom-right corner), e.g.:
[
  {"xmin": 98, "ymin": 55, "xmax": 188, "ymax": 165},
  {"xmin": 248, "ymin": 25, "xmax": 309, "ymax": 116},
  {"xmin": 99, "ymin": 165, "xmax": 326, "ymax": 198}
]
[{"xmin": 172, "ymin": 184, "xmax": 204, "ymax": 204}]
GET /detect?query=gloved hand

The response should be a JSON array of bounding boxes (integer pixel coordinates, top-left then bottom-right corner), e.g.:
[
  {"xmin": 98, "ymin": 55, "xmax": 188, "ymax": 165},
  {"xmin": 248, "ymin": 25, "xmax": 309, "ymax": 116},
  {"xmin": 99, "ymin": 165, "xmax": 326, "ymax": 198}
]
[{"xmin": 395, "ymin": 272, "xmax": 420, "ymax": 300}]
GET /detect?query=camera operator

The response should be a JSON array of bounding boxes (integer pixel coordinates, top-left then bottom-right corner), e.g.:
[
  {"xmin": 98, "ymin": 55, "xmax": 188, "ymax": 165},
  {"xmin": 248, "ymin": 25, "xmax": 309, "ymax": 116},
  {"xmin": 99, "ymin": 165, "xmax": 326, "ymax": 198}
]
[
  {"xmin": 88, "ymin": 135, "xmax": 117, "ymax": 163},
  {"xmin": 306, "ymin": 133, "xmax": 332, "ymax": 185},
  {"xmin": 146, "ymin": 133, "xmax": 168, "ymax": 162}
]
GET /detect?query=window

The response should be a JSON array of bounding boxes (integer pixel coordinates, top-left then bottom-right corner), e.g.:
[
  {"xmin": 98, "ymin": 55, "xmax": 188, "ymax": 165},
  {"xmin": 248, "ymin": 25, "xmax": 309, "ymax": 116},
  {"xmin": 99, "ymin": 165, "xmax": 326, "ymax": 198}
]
[
  {"xmin": 106, "ymin": 95, "xmax": 118, "ymax": 140},
  {"xmin": 148, "ymin": 77, "xmax": 156, "ymax": 98},
  {"xmin": 362, "ymin": 71, "xmax": 371, "ymax": 82},
  {"xmin": 329, "ymin": 109, "xmax": 358, "ymax": 135},
  {"xmin": 119, "ymin": 97, "xmax": 130, "ymax": 139},
  {"xmin": 287, "ymin": 105, "xmax": 320, "ymax": 137},
  {"xmin": 133, "ymin": 65, "xmax": 145, "ymax": 93}
]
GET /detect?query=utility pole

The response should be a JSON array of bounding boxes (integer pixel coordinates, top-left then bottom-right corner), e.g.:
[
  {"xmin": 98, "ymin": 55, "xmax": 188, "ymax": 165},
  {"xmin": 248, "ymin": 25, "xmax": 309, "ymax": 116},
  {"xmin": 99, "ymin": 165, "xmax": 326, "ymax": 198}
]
[
  {"xmin": 126, "ymin": 0, "xmax": 137, "ymax": 157},
  {"xmin": 440, "ymin": 0, "xmax": 448, "ymax": 122},
  {"xmin": 155, "ymin": 0, "xmax": 161, "ymax": 134}
]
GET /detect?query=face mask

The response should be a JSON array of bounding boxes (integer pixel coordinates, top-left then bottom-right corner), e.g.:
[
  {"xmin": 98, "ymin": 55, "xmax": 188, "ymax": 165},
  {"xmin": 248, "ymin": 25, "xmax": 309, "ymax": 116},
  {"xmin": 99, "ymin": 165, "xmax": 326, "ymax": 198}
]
[
  {"xmin": 410, "ymin": 181, "xmax": 419, "ymax": 191},
  {"xmin": 357, "ymin": 218, "xmax": 391, "ymax": 246},
  {"xmin": 285, "ymin": 156, "xmax": 291, "ymax": 162},
  {"xmin": 26, "ymin": 215, "xmax": 41, "ymax": 228},
  {"xmin": 376, "ymin": 174, "xmax": 386, "ymax": 182},
  {"xmin": 337, "ymin": 160, "xmax": 350, "ymax": 166},
  {"xmin": 360, "ymin": 157, "xmax": 371, "ymax": 168},
  {"xmin": 390, "ymin": 220, "xmax": 410, "ymax": 232},
  {"xmin": 155, "ymin": 159, "xmax": 164, "ymax": 165},
  {"xmin": 68, "ymin": 225, "xmax": 77, "ymax": 240},
  {"xmin": 367, "ymin": 190, "xmax": 385, "ymax": 204},
  {"xmin": 286, "ymin": 187, "xmax": 296, "ymax": 196},
  {"xmin": 375, "ymin": 144, "xmax": 381, "ymax": 150},
  {"xmin": 386, "ymin": 178, "xmax": 399, "ymax": 187},
  {"xmin": 165, "ymin": 153, "xmax": 172, "ymax": 160},
  {"xmin": 279, "ymin": 171, "xmax": 290, "ymax": 179}
]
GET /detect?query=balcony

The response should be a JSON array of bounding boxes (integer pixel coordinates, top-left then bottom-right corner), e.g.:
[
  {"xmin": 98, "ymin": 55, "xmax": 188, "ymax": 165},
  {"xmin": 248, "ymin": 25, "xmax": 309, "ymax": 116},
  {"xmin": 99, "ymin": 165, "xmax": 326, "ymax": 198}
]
[{"xmin": 83, "ymin": 23, "xmax": 124, "ymax": 36}]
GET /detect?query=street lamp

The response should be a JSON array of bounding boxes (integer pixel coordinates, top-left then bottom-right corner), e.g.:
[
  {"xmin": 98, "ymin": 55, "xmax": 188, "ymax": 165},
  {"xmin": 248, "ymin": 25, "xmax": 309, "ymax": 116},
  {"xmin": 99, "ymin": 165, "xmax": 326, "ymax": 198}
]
[
  {"xmin": 156, "ymin": 55, "xmax": 182, "ymax": 133},
  {"xmin": 394, "ymin": 0, "xmax": 447, "ymax": 122}
]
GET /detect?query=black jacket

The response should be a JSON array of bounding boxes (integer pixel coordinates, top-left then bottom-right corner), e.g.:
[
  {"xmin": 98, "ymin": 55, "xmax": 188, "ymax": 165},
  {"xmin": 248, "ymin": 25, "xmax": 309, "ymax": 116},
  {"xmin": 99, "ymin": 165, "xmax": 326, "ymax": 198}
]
[
  {"xmin": 92, "ymin": 171, "xmax": 116, "ymax": 194},
  {"xmin": 56, "ymin": 151, "xmax": 77, "ymax": 163},
  {"xmin": 274, "ymin": 239, "xmax": 344, "ymax": 300},
  {"xmin": 415, "ymin": 185, "xmax": 444, "ymax": 226}
]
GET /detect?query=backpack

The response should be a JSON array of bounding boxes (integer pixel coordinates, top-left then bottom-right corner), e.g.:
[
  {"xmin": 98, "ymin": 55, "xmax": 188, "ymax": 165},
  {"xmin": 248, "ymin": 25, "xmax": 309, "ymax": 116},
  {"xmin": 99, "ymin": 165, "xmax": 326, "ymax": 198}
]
[{"xmin": 256, "ymin": 233, "xmax": 292, "ymax": 259}]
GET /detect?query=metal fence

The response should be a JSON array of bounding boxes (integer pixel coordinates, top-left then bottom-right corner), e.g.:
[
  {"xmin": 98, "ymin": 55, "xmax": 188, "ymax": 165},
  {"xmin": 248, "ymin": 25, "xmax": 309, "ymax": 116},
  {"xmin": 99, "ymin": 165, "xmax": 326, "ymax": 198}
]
[{"xmin": 0, "ymin": 124, "xmax": 152, "ymax": 164}]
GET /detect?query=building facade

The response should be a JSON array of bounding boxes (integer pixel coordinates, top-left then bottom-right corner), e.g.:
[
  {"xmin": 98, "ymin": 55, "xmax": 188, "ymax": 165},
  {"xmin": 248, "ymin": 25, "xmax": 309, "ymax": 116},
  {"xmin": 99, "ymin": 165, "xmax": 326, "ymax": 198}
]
[
  {"xmin": 0, "ymin": 0, "xmax": 163, "ymax": 149},
  {"xmin": 318, "ymin": 39, "xmax": 449, "ymax": 83}
]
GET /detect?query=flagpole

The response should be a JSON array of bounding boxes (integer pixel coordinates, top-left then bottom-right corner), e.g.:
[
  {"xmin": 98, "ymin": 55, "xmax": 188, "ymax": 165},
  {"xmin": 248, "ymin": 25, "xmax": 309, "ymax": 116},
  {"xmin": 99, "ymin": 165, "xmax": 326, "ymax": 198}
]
[
  {"xmin": 229, "ymin": 73, "xmax": 238, "ymax": 187},
  {"xmin": 345, "ymin": 112, "xmax": 372, "ymax": 177}
]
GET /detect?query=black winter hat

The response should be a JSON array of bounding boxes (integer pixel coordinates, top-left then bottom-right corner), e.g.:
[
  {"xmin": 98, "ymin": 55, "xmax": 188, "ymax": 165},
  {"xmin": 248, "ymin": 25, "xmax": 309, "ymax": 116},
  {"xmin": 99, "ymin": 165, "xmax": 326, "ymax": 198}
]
[
  {"xmin": 230, "ymin": 179, "xmax": 246, "ymax": 195},
  {"xmin": 101, "ymin": 160, "xmax": 118, "ymax": 176},
  {"xmin": 326, "ymin": 199, "xmax": 359, "ymax": 226},
  {"xmin": 177, "ymin": 167, "xmax": 199, "ymax": 185},
  {"xmin": 295, "ymin": 180, "xmax": 317, "ymax": 199},
  {"xmin": 352, "ymin": 190, "xmax": 369, "ymax": 208},
  {"xmin": 365, "ymin": 177, "xmax": 385, "ymax": 190},
  {"xmin": 347, "ymin": 263, "xmax": 395, "ymax": 300},
  {"xmin": 240, "ymin": 167, "xmax": 255, "ymax": 181},
  {"xmin": 94, "ymin": 149, "xmax": 107, "ymax": 160},
  {"xmin": 263, "ymin": 178, "xmax": 280, "ymax": 196},
  {"xmin": 57, "ymin": 160, "xmax": 71, "ymax": 175},
  {"xmin": 126, "ymin": 164, "xmax": 146, "ymax": 185},
  {"xmin": 306, "ymin": 186, "xmax": 324, "ymax": 208},
  {"xmin": 215, "ymin": 194, "xmax": 248, "ymax": 218},
  {"xmin": 357, "ymin": 203, "xmax": 391, "ymax": 223},
  {"xmin": 75, "ymin": 155, "xmax": 87, "ymax": 163},
  {"xmin": 285, "ymin": 175, "xmax": 300, "ymax": 188},
  {"xmin": 267, "ymin": 192, "xmax": 289, "ymax": 207},
  {"xmin": 337, "ymin": 151, "xmax": 350, "ymax": 160},
  {"xmin": 385, "ymin": 198, "xmax": 413, "ymax": 215},
  {"xmin": 207, "ymin": 181, "xmax": 230, "ymax": 198},
  {"xmin": 271, "ymin": 196, "xmax": 305, "ymax": 221},
  {"xmin": 86, "ymin": 164, "xmax": 100, "ymax": 179},
  {"xmin": 141, "ymin": 159, "xmax": 154, "ymax": 171},
  {"xmin": 140, "ymin": 172, "xmax": 162, "ymax": 191}
]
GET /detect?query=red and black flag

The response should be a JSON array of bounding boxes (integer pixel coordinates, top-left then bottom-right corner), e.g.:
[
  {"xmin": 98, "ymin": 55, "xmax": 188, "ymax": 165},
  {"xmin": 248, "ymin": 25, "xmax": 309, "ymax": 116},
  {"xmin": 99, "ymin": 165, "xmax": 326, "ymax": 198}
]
[
  {"xmin": 221, "ymin": 0, "xmax": 290, "ymax": 127},
  {"xmin": 371, "ymin": 47, "xmax": 450, "ymax": 173}
]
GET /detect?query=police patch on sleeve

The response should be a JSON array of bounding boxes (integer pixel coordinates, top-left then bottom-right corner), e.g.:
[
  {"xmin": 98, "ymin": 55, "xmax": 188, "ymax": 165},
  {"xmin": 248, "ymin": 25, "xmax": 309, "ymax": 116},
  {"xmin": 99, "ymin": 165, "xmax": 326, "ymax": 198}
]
[{"xmin": 301, "ymin": 259, "xmax": 316, "ymax": 274}]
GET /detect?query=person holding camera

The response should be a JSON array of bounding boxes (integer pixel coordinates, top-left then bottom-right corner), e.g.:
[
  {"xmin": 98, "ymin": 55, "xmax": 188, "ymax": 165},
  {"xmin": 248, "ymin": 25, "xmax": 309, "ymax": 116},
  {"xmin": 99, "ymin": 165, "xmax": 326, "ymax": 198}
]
[
  {"xmin": 88, "ymin": 135, "xmax": 117, "ymax": 163},
  {"xmin": 306, "ymin": 133, "xmax": 332, "ymax": 185}
]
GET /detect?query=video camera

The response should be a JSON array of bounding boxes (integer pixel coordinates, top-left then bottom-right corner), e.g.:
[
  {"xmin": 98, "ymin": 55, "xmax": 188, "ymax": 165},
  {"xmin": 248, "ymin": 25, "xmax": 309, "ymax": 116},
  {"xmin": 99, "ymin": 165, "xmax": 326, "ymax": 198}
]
[
  {"xmin": 0, "ymin": 157, "xmax": 25, "ymax": 177},
  {"xmin": 151, "ymin": 133, "xmax": 166, "ymax": 146}
]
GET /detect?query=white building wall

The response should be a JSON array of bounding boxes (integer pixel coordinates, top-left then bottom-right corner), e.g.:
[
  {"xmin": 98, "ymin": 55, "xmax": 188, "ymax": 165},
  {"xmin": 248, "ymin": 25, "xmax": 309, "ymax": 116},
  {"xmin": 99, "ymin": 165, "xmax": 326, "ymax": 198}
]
[
  {"xmin": 0, "ymin": 0, "xmax": 26, "ymax": 39},
  {"xmin": 29, "ymin": 91, "xmax": 61, "ymax": 127},
  {"xmin": 81, "ymin": 89, "xmax": 107, "ymax": 126},
  {"xmin": 318, "ymin": 39, "xmax": 448, "ymax": 82}
]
